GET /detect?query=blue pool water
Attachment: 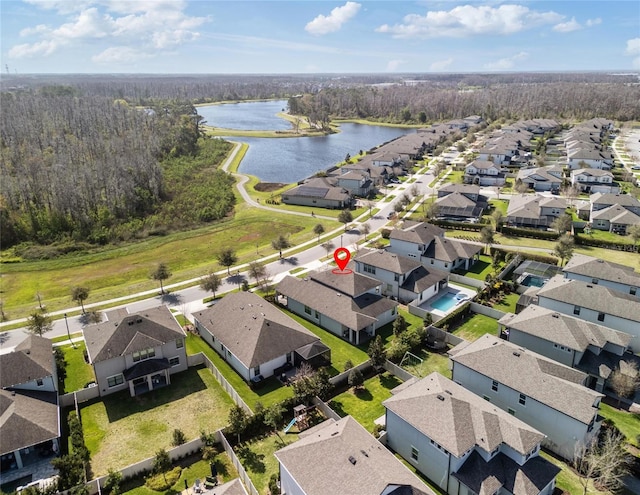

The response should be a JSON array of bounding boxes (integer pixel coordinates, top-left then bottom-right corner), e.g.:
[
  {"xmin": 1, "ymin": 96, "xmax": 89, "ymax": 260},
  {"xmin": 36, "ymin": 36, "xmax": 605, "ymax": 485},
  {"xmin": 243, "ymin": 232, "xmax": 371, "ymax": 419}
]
[
  {"xmin": 431, "ymin": 292, "xmax": 459, "ymax": 312},
  {"xmin": 521, "ymin": 274, "xmax": 546, "ymax": 288}
]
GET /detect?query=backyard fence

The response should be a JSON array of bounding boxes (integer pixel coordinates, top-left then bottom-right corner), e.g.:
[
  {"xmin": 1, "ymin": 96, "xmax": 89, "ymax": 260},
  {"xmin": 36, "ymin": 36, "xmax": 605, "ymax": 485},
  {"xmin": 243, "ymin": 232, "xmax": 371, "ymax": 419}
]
[
  {"xmin": 60, "ymin": 385, "xmax": 100, "ymax": 408},
  {"xmin": 383, "ymin": 360, "xmax": 417, "ymax": 382},
  {"xmin": 497, "ymin": 255, "xmax": 521, "ymax": 281},
  {"xmin": 329, "ymin": 361, "xmax": 372, "ymax": 387},
  {"xmin": 216, "ymin": 430, "xmax": 259, "ymax": 495},
  {"xmin": 195, "ymin": 353, "xmax": 253, "ymax": 415},
  {"xmin": 311, "ymin": 396, "xmax": 341, "ymax": 422},
  {"xmin": 469, "ymin": 302, "xmax": 508, "ymax": 320},
  {"xmin": 425, "ymin": 326, "xmax": 466, "ymax": 347},
  {"xmin": 449, "ymin": 273, "xmax": 485, "ymax": 288}
]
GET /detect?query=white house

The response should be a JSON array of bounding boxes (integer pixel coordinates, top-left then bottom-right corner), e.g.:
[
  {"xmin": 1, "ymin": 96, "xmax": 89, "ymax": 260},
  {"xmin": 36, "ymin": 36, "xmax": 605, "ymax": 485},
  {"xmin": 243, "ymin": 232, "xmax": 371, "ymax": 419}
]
[
  {"xmin": 193, "ymin": 292, "xmax": 326, "ymax": 382},
  {"xmin": 83, "ymin": 306, "xmax": 188, "ymax": 397},
  {"xmin": 388, "ymin": 222, "xmax": 482, "ymax": 272},
  {"xmin": 384, "ymin": 372, "xmax": 560, "ymax": 495},
  {"xmin": 0, "ymin": 336, "xmax": 60, "ymax": 486},
  {"xmin": 499, "ymin": 305, "xmax": 635, "ymax": 392},
  {"xmin": 566, "ymin": 148, "xmax": 614, "ymax": 170},
  {"xmin": 354, "ymin": 248, "xmax": 449, "ymax": 304},
  {"xmin": 536, "ymin": 275, "xmax": 640, "ymax": 351},
  {"xmin": 570, "ymin": 168, "xmax": 619, "ymax": 194},
  {"xmin": 449, "ymin": 334, "xmax": 603, "ymax": 460},
  {"xmin": 276, "ymin": 269, "xmax": 398, "ymax": 346},
  {"xmin": 563, "ymin": 254, "xmax": 640, "ymax": 297},
  {"xmin": 275, "ymin": 416, "xmax": 435, "ymax": 495},
  {"xmin": 464, "ymin": 160, "xmax": 506, "ymax": 186},
  {"xmin": 516, "ymin": 167, "xmax": 563, "ymax": 192}
]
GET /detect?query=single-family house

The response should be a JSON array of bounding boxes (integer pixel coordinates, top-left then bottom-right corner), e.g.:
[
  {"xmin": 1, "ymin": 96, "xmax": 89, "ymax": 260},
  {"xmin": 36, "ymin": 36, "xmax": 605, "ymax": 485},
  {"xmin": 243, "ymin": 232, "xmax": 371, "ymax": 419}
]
[
  {"xmin": 535, "ymin": 275, "xmax": 640, "ymax": 350},
  {"xmin": 566, "ymin": 148, "xmax": 614, "ymax": 170},
  {"xmin": 275, "ymin": 416, "xmax": 435, "ymax": 495},
  {"xmin": 563, "ymin": 254, "xmax": 640, "ymax": 297},
  {"xmin": 449, "ymin": 334, "xmax": 603, "ymax": 460},
  {"xmin": 384, "ymin": 372, "xmax": 560, "ymax": 495},
  {"xmin": 570, "ymin": 168, "xmax": 619, "ymax": 194},
  {"xmin": 276, "ymin": 269, "xmax": 398, "ymax": 345},
  {"xmin": 336, "ymin": 170, "xmax": 373, "ymax": 197},
  {"xmin": 193, "ymin": 292, "xmax": 328, "ymax": 382},
  {"xmin": 499, "ymin": 305, "xmax": 635, "ymax": 392},
  {"xmin": 591, "ymin": 193, "xmax": 640, "ymax": 217},
  {"xmin": 83, "ymin": 306, "xmax": 187, "ymax": 397},
  {"xmin": 354, "ymin": 248, "xmax": 449, "ymax": 304},
  {"xmin": 506, "ymin": 194, "xmax": 567, "ymax": 229},
  {"xmin": 516, "ymin": 167, "xmax": 563, "ymax": 192},
  {"xmin": 437, "ymin": 183, "xmax": 481, "ymax": 202},
  {"xmin": 388, "ymin": 222, "xmax": 482, "ymax": 272},
  {"xmin": 281, "ymin": 177, "xmax": 352, "ymax": 209},
  {"xmin": 0, "ymin": 336, "xmax": 60, "ymax": 485},
  {"xmin": 464, "ymin": 160, "xmax": 506, "ymax": 186},
  {"xmin": 590, "ymin": 205, "xmax": 640, "ymax": 234}
]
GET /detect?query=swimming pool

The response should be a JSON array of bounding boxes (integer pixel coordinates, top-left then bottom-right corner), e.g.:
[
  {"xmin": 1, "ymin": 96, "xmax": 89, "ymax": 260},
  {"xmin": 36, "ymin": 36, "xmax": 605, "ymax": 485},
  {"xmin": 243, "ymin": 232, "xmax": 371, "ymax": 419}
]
[
  {"xmin": 431, "ymin": 292, "xmax": 459, "ymax": 312},
  {"xmin": 519, "ymin": 273, "xmax": 546, "ymax": 288}
]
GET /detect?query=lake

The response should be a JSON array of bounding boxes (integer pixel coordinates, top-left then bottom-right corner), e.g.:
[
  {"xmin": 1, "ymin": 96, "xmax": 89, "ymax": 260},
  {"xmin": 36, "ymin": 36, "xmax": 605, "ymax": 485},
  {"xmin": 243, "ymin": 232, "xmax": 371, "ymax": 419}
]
[{"xmin": 197, "ymin": 100, "xmax": 415, "ymax": 183}]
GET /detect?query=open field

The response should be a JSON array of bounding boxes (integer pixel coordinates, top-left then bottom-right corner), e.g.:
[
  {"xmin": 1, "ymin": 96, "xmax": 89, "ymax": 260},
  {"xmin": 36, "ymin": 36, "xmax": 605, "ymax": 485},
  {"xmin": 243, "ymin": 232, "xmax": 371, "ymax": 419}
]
[{"xmin": 81, "ymin": 366, "xmax": 234, "ymax": 476}]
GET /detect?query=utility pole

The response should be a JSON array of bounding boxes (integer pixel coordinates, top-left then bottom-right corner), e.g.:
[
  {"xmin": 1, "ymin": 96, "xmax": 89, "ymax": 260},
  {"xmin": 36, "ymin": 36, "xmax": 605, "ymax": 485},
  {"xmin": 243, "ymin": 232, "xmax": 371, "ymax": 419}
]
[{"xmin": 64, "ymin": 313, "xmax": 76, "ymax": 348}]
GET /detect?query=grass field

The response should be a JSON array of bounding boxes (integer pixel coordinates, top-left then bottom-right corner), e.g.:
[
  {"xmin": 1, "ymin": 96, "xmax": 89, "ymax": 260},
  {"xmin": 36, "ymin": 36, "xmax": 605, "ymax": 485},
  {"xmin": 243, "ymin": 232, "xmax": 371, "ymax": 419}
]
[
  {"xmin": 450, "ymin": 314, "xmax": 499, "ymax": 342},
  {"xmin": 454, "ymin": 254, "xmax": 502, "ymax": 280},
  {"xmin": 59, "ymin": 341, "xmax": 95, "ymax": 393},
  {"xmin": 599, "ymin": 402, "xmax": 640, "ymax": 447},
  {"xmin": 81, "ymin": 366, "xmax": 234, "ymax": 476},
  {"xmin": 328, "ymin": 373, "xmax": 402, "ymax": 433},
  {"xmin": 401, "ymin": 348, "xmax": 451, "ymax": 379}
]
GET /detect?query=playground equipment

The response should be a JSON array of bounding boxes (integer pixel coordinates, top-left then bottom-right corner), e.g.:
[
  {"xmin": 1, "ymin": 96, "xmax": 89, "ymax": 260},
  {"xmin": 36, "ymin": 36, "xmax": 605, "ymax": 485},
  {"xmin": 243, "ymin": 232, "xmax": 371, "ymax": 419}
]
[{"xmin": 283, "ymin": 404, "xmax": 313, "ymax": 433}]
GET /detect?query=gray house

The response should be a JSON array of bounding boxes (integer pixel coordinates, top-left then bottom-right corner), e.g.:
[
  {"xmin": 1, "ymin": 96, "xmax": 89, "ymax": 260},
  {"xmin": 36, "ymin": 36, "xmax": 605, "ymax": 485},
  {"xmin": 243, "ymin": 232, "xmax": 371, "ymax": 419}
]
[
  {"xmin": 536, "ymin": 275, "xmax": 640, "ymax": 351},
  {"xmin": 276, "ymin": 269, "xmax": 398, "ymax": 345},
  {"xmin": 275, "ymin": 416, "xmax": 435, "ymax": 495},
  {"xmin": 499, "ymin": 305, "xmax": 635, "ymax": 392},
  {"xmin": 0, "ymin": 336, "xmax": 60, "ymax": 486},
  {"xmin": 506, "ymin": 194, "xmax": 567, "ymax": 229},
  {"xmin": 384, "ymin": 372, "xmax": 560, "ymax": 495},
  {"xmin": 193, "ymin": 292, "xmax": 327, "ymax": 382},
  {"xmin": 282, "ymin": 177, "xmax": 352, "ymax": 209},
  {"xmin": 83, "ymin": 306, "xmax": 187, "ymax": 397},
  {"xmin": 563, "ymin": 254, "xmax": 640, "ymax": 297},
  {"xmin": 516, "ymin": 167, "xmax": 563, "ymax": 192},
  {"xmin": 449, "ymin": 334, "xmax": 603, "ymax": 460}
]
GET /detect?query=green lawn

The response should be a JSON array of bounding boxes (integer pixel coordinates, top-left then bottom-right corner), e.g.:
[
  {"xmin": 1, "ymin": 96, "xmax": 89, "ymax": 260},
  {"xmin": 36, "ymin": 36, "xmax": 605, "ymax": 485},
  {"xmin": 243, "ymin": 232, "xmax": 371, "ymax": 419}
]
[
  {"xmin": 185, "ymin": 334, "xmax": 293, "ymax": 410},
  {"xmin": 599, "ymin": 402, "xmax": 640, "ymax": 447},
  {"xmin": 539, "ymin": 451, "xmax": 610, "ymax": 495},
  {"xmin": 237, "ymin": 433, "xmax": 297, "ymax": 495},
  {"xmin": 401, "ymin": 348, "xmax": 451, "ymax": 379},
  {"xmin": 81, "ymin": 365, "xmax": 234, "ymax": 476},
  {"xmin": 489, "ymin": 199, "xmax": 509, "ymax": 215},
  {"xmin": 454, "ymin": 254, "xmax": 501, "ymax": 281},
  {"xmin": 491, "ymin": 292, "xmax": 519, "ymax": 313},
  {"xmin": 328, "ymin": 373, "xmax": 402, "ymax": 432},
  {"xmin": 120, "ymin": 454, "xmax": 238, "ymax": 495},
  {"xmin": 450, "ymin": 314, "xmax": 499, "ymax": 342},
  {"xmin": 59, "ymin": 341, "xmax": 95, "ymax": 393}
]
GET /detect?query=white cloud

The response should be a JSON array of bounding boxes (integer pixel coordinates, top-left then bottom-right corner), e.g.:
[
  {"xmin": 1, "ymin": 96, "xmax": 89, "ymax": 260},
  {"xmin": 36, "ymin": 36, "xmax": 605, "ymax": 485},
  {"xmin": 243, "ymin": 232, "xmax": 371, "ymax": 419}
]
[
  {"xmin": 305, "ymin": 2, "xmax": 361, "ymax": 36},
  {"xmin": 553, "ymin": 17, "xmax": 581, "ymax": 33},
  {"xmin": 430, "ymin": 58, "xmax": 453, "ymax": 71},
  {"xmin": 92, "ymin": 46, "xmax": 151, "ymax": 64},
  {"xmin": 586, "ymin": 18, "xmax": 601, "ymax": 27},
  {"xmin": 484, "ymin": 51, "xmax": 528, "ymax": 70},
  {"xmin": 8, "ymin": 1, "xmax": 209, "ymax": 60},
  {"xmin": 376, "ymin": 4, "xmax": 562, "ymax": 39},
  {"xmin": 386, "ymin": 59, "xmax": 406, "ymax": 71},
  {"xmin": 626, "ymin": 38, "xmax": 640, "ymax": 55}
]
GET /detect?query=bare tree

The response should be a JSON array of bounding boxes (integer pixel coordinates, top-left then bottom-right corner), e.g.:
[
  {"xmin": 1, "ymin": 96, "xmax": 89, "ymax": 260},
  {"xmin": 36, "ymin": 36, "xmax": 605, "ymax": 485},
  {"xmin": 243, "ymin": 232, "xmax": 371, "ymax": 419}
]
[
  {"xmin": 361, "ymin": 223, "xmax": 371, "ymax": 241},
  {"xmin": 575, "ymin": 428, "xmax": 629, "ymax": 495},
  {"xmin": 551, "ymin": 214, "xmax": 573, "ymax": 235},
  {"xmin": 338, "ymin": 210, "xmax": 353, "ymax": 232},
  {"xmin": 248, "ymin": 261, "xmax": 269, "ymax": 290},
  {"xmin": 554, "ymin": 234, "xmax": 574, "ymax": 266},
  {"xmin": 491, "ymin": 210, "xmax": 504, "ymax": 233},
  {"xmin": 609, "ymin": 361, "xmax": 639, "ymax": 407}
]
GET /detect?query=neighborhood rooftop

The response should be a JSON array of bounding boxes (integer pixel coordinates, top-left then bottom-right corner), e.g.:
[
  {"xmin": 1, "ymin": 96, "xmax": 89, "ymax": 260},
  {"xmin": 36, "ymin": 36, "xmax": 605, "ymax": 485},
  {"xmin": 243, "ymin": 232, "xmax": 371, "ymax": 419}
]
[
  {"xmin": 274, "ymin": 416, "xmax": 435, "ymax": 495},
  {"xmin": 449, "ymin": 335, "xmax": 603, "ymax": 424},
  {"xmin": 0, "ymin": 335, "xmax": 54, "ymax": 389},
  {"xmin": 563, "ymin": 254, "xmax": 640, "ymax": 287}
]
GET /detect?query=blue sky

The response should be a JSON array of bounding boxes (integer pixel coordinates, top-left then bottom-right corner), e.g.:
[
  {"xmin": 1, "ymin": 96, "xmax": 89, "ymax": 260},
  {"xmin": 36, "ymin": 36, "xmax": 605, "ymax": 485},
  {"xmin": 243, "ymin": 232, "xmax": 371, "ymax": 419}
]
[{"xmin": 1, "ymin": 1, "xmax": 638, "ymax": 74}]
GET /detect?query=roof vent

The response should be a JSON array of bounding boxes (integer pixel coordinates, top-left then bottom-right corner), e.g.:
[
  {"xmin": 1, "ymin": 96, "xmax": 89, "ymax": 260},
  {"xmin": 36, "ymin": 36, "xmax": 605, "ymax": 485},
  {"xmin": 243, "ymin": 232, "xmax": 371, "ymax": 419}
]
[
  {"xmin": 136, "ymin": 318, "xmax": 142, "ymax": 324},
  {"xmin": 360, "ymin": 449, "xmax": 369, "ymax": 457},
  {"xmin": 437, "ymin": 394, "xmax": 445, "ymax": 401},
  {"xmin": 445, "ymin": 389, "xmax": 452, "ymax": 395},
  {"xmin": 586, "ymin": 284, "xmax": 593, "ymax": 288},
  {"xmin": 552, "ymin": 313, "xmax": 559, "ymax": 318},
  {"xmin": 248, "ymin": 303, "xmax": 253, "ymax": 307},
  {"xmin": 336, "ymin": 293, "xmax": 341, "ymax": 297},
  {"xmin": 25, "ymin": 350, "xmax": 30, "ymax": 355},
  {"xmin": 348, "ymin": 456, "xmax": 357, "ymax": 465},
  {"xmin": 513, "ymin": 352, "xmax": 521, "ymax": 357},
  {"xmin": 331, "ymin": 431, "xmax": 339, "ymax": 437},
  {"xmin": 128, "ymin": 321, "xmax": 134, "ymax": 326}
]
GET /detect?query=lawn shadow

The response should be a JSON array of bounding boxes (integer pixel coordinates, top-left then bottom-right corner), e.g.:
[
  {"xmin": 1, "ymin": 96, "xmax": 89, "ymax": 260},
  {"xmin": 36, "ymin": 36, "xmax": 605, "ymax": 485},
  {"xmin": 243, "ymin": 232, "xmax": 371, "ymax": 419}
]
[
  {"xmin": 353, "ymin": 388, "xmax": 373, "ymax": 401},
  {"xmin": 102, "ymin": 366, "xmax": 208, "ymax": 422},
  {"xmin": 378, "ymin": 373, "xmax": 402, "ymax": 391},
  {"xmin": 236, "ymin": 445, "xmax": 265, "ymax": 474},
  {"xmin": 327, "ymin": 400, "xmax": 347, "ymax": 418}
]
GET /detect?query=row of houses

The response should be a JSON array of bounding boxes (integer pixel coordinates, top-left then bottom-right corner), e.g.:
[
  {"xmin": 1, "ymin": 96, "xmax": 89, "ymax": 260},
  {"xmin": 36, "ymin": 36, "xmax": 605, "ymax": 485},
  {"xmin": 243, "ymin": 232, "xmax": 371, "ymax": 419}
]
[
  {"xmin": 564, "ymin": 118, "xmax": 615, "ymax": 170},
  {"xmin": 517, "ymin": 164, "xmax": 621, "ymax": 195}
]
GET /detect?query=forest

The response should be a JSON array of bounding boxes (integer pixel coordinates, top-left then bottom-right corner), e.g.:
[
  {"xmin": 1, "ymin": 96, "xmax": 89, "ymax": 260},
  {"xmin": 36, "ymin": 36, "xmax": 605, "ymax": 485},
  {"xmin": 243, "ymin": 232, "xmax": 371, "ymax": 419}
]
[{"xmin": 0, "ymin": 92, "xmax": 235, "ymax": 252}]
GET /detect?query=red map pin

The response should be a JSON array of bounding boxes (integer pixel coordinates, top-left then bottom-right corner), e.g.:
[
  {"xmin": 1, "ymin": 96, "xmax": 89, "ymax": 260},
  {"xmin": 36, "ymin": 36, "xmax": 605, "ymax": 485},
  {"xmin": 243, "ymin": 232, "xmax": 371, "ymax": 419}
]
[{"xmin": 333, "ymin": 247, "xmax": 352, "ymax": 274}]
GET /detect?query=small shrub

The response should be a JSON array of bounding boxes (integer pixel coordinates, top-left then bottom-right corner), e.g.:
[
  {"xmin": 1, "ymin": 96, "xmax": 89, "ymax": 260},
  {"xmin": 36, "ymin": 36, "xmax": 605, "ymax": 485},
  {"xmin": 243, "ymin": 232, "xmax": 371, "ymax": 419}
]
[
  {"xmin": 372, "ymin": 423, "xmax": 385, "ymax": 438},
  {"xmin": 172, "ymin": 429, "xmax": 186, "ymax": 447},
  {"xmin": 145, "ymin": 466, "xmax": 182, "ymax": 492},
  {"xmin": 380, "ymin": 228, "xmax": 391, "ymax": 239},
  {"xmin": 268, "ymin": 473, "xmax": 280, "ymax": 495},
  {"xmin": 344, "ymin": 360, "xmax": 353, "ymax": 371}
]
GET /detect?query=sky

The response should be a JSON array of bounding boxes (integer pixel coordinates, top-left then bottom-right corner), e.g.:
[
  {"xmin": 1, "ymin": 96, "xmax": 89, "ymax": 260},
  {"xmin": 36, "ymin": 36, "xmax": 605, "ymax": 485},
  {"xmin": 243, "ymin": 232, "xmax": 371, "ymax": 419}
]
[{"xmin": 1, "ymin": 0, "xmax": 639, "ymax": 74}]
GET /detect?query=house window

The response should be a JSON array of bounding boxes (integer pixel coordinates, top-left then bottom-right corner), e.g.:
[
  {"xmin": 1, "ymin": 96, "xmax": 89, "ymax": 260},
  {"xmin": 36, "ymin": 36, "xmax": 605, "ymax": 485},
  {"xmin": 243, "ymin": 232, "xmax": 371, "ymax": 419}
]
[
  {"xmin": 304, "ymin": 305, "xmax": 312, "ymax": 315},
  {"xmin": 483, "ymin": 395, "xmax": 491, "ymax": 402},
  {"xmin": 107, "ymin": 374, "xmax": 124, "ymax": 388},
  {"xmin": 573, "ymin": 306, "xmax": 581, "ymax": 315},
  {"xmin": 411, "ymin": 446, "xmax": 419, "ymax": 462},
  {"xmin": 36, "ymin": 378, "xmax": 44, "ymax": 387},
  {"xmin": 386, "ymin": 284, "xmax": 393, "ymax": 292},
  {"xmin": 391, "ymin": 307, "xmax": 396, "ymax": 315},
  {"xmin": 314, "ymin": 310, "xmax": 320, "ymax": 319},
  {"xmin": 363, "ymin": 264, "xmax": 376, "ymax": 275},
  {"xmin": 394, "ymin": 274, "xmax": 399, "ymax": 282},
  {"xmin": 519, "ymin": 394, "xmax": 526, "ymax": 406},
  {"xmin": 253, "ymin": 365, "xmax": 260, "ymax": 377},
  {"xmin": 631, "ymin": 287, "xmax": 637, "ymax": 296},
  {"xmin": 508, "ymin": 408, "xmax": 516, "ymax": 416},
  {"xmin": 597, "ymin": 312, "xmax": 605, "ymax": 322},
  {"xmin": 176, "ymin": 339, "xmax": 184, "ymax": 349},
  {"xmin": 591, "ymin": 278, "xmax": 599, "ymax": 284},
  {"xmin": 133, "ymin": 347, "xmax": 156, "ymax": 362},
  {"xmin": 169, "ymin": 357, "xmax": 180, "ymax": 367},
  {"xmin": 491, "ymin": 380, "xmax": 498, "ymax": 392}
]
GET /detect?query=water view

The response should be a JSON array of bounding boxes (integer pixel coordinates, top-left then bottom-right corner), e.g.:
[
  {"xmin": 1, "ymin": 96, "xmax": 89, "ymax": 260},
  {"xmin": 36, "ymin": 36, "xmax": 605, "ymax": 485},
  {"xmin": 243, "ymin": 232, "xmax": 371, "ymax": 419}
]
[{"xmin": 198, "ymin": 100, "xmax": 416, "ymax": 183}]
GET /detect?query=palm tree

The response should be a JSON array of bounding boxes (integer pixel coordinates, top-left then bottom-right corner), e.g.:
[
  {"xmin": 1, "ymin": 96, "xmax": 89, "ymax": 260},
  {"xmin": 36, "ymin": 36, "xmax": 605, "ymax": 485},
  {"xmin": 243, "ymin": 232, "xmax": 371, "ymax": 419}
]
[
  {"xmin": 150, "ymin": 263, "xmax": 171, "ymax": 294},
  {"xmin": 71, "ymin": 286, "xmax": 90, "ymax": 313}
]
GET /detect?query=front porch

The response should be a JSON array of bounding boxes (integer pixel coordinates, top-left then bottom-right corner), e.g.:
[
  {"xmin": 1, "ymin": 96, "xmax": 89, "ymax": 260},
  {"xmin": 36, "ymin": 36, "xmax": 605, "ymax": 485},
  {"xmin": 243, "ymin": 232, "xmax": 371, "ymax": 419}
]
[{"xmin": 123, "ymin": 359, "xmax": 172, "ymax": 397}]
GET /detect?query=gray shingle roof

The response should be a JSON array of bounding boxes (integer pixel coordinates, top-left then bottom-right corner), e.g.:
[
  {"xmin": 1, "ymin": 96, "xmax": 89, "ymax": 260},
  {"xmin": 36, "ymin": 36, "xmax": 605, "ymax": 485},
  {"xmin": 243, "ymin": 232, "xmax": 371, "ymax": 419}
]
[
  {"xmin": 192, "ymin": 292, "xmax": 320, "ymax": 369},
  {"xmin": 453, "ymin": 450, "xmax": 561, "ymax": 495},
  {"xmin": 0, "ymin": 389, "xmax": 59, "ymax": 455},
  {"xmin": 498, "ymin": 305, "xmax": 632, "ymax": 352},
  {"xmin": 0, "ymin": 335, "xmax": 54, "ymax": 388},
  {"xmin": 391, "ymin": 222, "xmax": 444, "ymax": 245},
  {"xmin": 563, "ymin": 254, "xmax": 640, "ymax": 288},
  {"xmin": 449, "ymin": 335, "xmax": 603, "ymax": 424},
  {"xmin": 276, "ymin": 275, "xmax": 397, "ymax": 331},
  {"xmin": 384, "ymin": 373, "xmax": 544, "ymax": 457},
  {"xmin": 274, "ymin": 416, "xmax": 435, "ymax": 495},
  {"xmin": 355, "ymin": 249, "xmax": 423, "ymax": 275},
  {"xmin": 427, "ymin": 236, "xmax": 482, "ymax": 262},
  {"xmin": 83, "ymin": 305, "xmax": 185, "ymax": 363},
  {"xmin": 591, "ymin": 193, "xmax": 640, "ymax": 208},
  {"xmin": 401, "ymin": 265, "xmax": 449, "ymax": 294},
  {"xmin": 537, "ymin": 275, "xmax": 640, "ymax": 323},
  {"xmin": 309, "ymin": 268, "xmax": 381, "ymax": 297},
  {"xmin": 209, "ymin": 479, "xmax": 249, "ymax": 495}
]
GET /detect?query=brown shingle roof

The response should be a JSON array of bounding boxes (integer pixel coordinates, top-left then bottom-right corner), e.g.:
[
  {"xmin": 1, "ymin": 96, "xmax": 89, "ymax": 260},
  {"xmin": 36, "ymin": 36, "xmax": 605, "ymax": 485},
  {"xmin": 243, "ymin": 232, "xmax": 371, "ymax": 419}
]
[
  {"xmin": 192, "ymin": 292, "xmax": 320, "ymax": 369},
  {"xmin": 449, "ymin": 335, "xmax": 603, "ymax": 424},
  {"xmin": 0, "ymin": 335, "xmax": 54, "ymax": 388},
  {"xmin": 275, "ymin": 416, "xmax": 435, "ymax": 495}
]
